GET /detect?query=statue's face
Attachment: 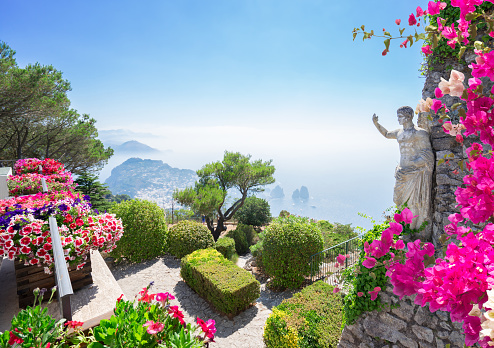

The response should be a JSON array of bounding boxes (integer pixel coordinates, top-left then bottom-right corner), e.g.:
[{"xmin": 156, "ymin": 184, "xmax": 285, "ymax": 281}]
[{"xmin": 397, "ymin": 112, "xmax": 410, "ymax": 125}]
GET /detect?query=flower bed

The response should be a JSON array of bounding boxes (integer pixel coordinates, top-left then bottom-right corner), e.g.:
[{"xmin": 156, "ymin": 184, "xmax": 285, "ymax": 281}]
[
  {"xmin": 0, "ymin": 158, "xmax": 124, "ymax": 308},
  {"xmin": 0, "ymin": 284, "xmax": 216, "ymax": 347}
]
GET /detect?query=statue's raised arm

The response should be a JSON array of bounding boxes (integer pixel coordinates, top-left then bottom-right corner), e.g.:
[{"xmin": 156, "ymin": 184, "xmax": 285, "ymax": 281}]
[{"xmin": 372, "ymin": 113, "xmax": 398, "ymax": 139}]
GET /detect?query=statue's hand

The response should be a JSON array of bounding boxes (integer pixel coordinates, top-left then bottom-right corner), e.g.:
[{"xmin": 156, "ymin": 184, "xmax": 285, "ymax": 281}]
[{"xmin": 372, "ymin": 113, "xmax": 379, "ymax": 124}]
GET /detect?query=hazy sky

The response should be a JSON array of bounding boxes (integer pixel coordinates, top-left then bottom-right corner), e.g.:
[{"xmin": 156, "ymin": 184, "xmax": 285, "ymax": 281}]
[{"xmin": 2, "ymin": 0, "xmax": 432, "ymax": 226}]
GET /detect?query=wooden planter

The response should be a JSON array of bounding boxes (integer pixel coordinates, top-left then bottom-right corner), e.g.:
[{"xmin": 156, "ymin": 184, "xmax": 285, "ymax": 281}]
[{"xmin": 14, "ymin": 259, "xmax": 93, "ymax": 308}]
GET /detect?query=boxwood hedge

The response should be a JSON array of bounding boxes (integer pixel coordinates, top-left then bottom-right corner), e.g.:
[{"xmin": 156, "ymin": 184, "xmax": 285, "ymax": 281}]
[
  {"xmin": 263, "ymin": 281, "xmax": 344, "ymax": 348},
  {"xmin": 181, "ymin": 248, "xmax": 260, "ymax": 316}
]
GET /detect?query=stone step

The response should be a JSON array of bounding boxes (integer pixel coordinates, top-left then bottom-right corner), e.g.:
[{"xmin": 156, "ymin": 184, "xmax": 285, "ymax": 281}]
[{"xmin": 0, "ymin": 250, "xmax": 125, "ymax": 332}]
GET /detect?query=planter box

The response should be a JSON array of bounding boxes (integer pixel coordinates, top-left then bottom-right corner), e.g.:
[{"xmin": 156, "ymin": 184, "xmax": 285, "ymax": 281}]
[{"xmin": 14, "ymin": 260, "xmax": 93, "ymax": 308}]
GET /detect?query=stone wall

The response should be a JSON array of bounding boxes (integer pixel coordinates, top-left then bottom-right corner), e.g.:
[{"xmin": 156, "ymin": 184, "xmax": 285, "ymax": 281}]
[{"xmin": 337, "ymin": 285, "xmax": 466, "ymax": 348}]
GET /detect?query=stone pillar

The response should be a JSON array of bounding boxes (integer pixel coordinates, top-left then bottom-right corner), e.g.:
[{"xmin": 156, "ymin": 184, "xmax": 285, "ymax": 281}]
[{"xmin": 0, "ymin": 167, "xmax": 12, "ymax": 199}]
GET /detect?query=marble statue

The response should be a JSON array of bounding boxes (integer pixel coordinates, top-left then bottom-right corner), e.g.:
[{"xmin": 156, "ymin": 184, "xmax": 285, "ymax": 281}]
[{"xmin": 372, "ymin": 106, "xmax": 434, "ymax": 232}]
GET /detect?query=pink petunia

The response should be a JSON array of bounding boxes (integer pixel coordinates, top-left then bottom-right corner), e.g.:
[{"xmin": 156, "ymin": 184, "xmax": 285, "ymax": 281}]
[
  {"xmin": 143, "ymin": 320, "xmax": 164, "ymax": 335},
  {"xmin": 395, "ymin": 19, "xmax": 401, "ymax": 25},
  {"xmin": 422, "ymin": 45, "xmax": 433, "ymax": 56},
  {"xmin": 408, "ymin": 13, "xmax": 417, "ymax": 26},
  {"xmin": 357, "ymin": 292, "xmax": 364, "ymax": 297}
]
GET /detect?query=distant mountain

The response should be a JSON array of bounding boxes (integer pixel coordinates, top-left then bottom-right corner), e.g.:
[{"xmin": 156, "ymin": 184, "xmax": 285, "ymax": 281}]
[
  {"xmin": 114, "ymin": 140, "xmax": 160, "ymax": 154},
  {"xmin": 105, "ymin": 158, "xmax": 197, "ymax": 207}
]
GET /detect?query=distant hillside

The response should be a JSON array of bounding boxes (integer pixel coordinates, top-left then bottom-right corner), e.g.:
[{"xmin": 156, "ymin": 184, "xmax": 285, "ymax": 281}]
[
  {"xmin": 115, "ymin": 140, "xmax": 160, "ymax": 154},
  {"xmin": 105, "ymin": 158, "xmax": 197, "ymax": 207}
]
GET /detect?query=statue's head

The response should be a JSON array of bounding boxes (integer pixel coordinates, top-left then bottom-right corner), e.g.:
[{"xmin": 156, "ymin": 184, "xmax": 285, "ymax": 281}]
[{"xmin": 397, "ymin": 106, "xmax": 414, "ymax": 125}]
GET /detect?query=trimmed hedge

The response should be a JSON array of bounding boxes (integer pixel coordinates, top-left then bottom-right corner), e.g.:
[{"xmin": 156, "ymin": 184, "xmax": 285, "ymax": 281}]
[
  {"xmin": 109, "ymin": 199, "xmax": 167, "ymax": 263},
  {"xmin": 227, "ymin": 224, "xmax": 256, "ymax": 255},
  {"xmin": 263, "ymin": 216, "xmax": 323, "ymax": 289},
  {"xmin": 263, "ymin": 281, "xmax": 344, "ymax": 348},
  {"xmin": 215, "ymin": 237, "xmax": 236, "ymax": 260},
  {"xmin": 168, "ymin": 220, "xmax": 215, "ymax": 259},
  {"xmin": 181, "ymin": 248, "xmax": 260, "ymax": 316}
]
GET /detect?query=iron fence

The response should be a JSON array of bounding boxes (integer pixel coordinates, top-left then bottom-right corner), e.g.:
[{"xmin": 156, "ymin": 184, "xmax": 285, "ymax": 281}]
[
  {"xmin": 0, "ymin": 159, "xmax": 16, "ymax": 168},
  {"xmin": 309, "ymin": 236, "xmax": 361, "ymax": 285}
]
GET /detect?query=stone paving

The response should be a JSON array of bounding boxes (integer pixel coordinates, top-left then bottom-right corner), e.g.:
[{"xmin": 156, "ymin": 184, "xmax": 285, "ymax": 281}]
[{"xmin": 109, "ymin": 254, "xmax": 296, "ymax": 348}]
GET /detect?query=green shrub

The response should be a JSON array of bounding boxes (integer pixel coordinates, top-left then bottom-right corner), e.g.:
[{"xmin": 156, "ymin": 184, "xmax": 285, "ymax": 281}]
[
  {"xmin": 263, "ymin": 281, "xmax": 343, "ymax": 348},
  {"xmin": 342, "ymin": 220, "xmax": 391, "ymax": 326},
  {"xmin": 234, "ymin": 196, "xmax": 271, "ymax": 227},
  {"xmin": 215, "ymin": 237, "xmax": 236, "ymax": 260},
  {"xmin": 263, "ymin": 216, "xmax": 323, "ymax": 289},
  {"xmin": 181, "ymin": 248, "xmax": 260, "ymax": 316},
  {"xmin": 227, "ymin": 224, "xmax": 256, "ymax": 255},
  {"xmin": 168, "ymin": 220, "xmax": 215, "ymax": 259},
  {"xmin": 109, "ymin": 199, "xmax": 168, "ymax": 263}
]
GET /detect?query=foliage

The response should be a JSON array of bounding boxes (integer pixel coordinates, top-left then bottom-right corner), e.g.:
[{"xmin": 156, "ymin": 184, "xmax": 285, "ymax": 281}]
[
  {"xmin": 263, "ymin": 216, "xmax": 323, "ymax": 289},
  {"xmin": 181, "ymin": 248, "xmax": 260, "ymax": 316},
  {"xmin": 109, "ymin": 199, "xmax": 167, "ymax": 263},
  {"xmin": 263, "ymin": 281, "xmax": 344, "ymax": 348},
  {"xmin": 279, "ymin": 210, "xmax": 291, "ymax": 218},
  {"xmin": 0, "ymin": 42, "xmax": 112, "ymax": 173},
  {"xmin": 167, "ymin": 220, "xmax": 215, "ymax": 259},
  {"xmin": 226, "ymin": 223, "xmax": 257, "ymax": 255},
  {"xmin": 0, "ymin": 285, "xmax": 213, "ymax": 348},
  {"xmin": 215, "ymin": 236, "xmax": 236, "ymax": 260},
  {"xmin": 174, "ymin": 151, "xmax": 275, "ymax": 241},
  {"xmin": 0, "ymin": 287, "xmax": 64, "ymax": 348},
  {"xmin": 318, "ymin": 221, "xmax": 358, "ymax": 250},
  {"xmin": 74, "ymin": 171, "xmax": 112, "ymax": 213},
  {"xmin": 341, "ymin": 220, "xmax": 391, "ymax": 326},
  {"xmin": 233, "ymin": 196, "xmax": 271, "ymax": 227},
  {"xmin": 105, "ymin": 193, "xmax": 131, "ymax": 204},
  {"xmin": 82, "ymin": 284, "xmax": 212, "ymax": 348}
]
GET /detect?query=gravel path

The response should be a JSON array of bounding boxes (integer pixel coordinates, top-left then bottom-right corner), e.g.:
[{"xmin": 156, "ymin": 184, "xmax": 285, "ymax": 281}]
[{"xmin": 109, "ymin": 254, "xmax": 296, "ymax": 348}]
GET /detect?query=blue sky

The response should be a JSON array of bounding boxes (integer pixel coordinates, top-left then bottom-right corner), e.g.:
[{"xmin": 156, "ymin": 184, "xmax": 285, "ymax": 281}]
[{"xmin": 2, "ymin": 0, "xmax": 432, "ymax": 225}]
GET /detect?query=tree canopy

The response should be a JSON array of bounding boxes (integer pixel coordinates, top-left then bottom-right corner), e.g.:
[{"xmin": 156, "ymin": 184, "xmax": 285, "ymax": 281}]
[
  {"xmin": 234, "ymin": 196, "xmax": 271, "ymax": 228},
  {"xmin": 0, "ymin": 42, "xmax": 112, "ymax": 173},
  {"xmin": 174, "ymin": 151, "xmax": 275, "ymax": 241},
  {"xmin": 74, "ymin": 171, "xmax": 112, "ymax": 213}
]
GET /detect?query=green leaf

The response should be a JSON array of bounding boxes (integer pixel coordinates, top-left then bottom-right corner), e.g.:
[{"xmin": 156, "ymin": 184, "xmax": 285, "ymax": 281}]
[
  {"xmin": 459, "ymin": 160, "xmax": 464, "ymax": 172},
  {"xmin": 384, "ymin": 31, "xmax": 391, "ymax": 37},
  {"xmin": 399, "ymin": 28, "xmax": 405, "ymax": 36},
  {"xmin": 438, "ymin": 159, "xmax": 445, "ymax": 166},
  {"xmin": 408, "ymin": 35, "xmax": 414, "ymax": 47},
  {"xmin": 384, "ymin": 38, "xmax": 390, "ymax": 51},
  {"xmin": 465, "ymin": 12, "xmax": 480, "ymax": 21},
  {"xmin": 458, "ymin": 47, "xmax": 466, "ymax": 59},
  {"xmin": 353, "ymin": 32, "xmax": 358, "ymax": 41}
]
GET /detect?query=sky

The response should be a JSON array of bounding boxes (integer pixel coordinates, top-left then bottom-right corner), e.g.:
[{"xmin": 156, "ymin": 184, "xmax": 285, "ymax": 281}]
[{"xmin": 2, "ymin": 0, "xmax": 432, "ymax": 227}]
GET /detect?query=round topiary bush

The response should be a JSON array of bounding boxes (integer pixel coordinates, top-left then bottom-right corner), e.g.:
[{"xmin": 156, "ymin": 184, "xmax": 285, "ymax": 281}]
[
  {"xmin": 227, "ymin": 224, "xmax": 256, "ymax": 255},
  {"xmin": 263, "ymin": 216, "xmax": 323, "ymax": 289},
  {"xmin": 109, "ymin": 199, "xmax": 168, "ymax": 263},
  {"xmin": 168, "ymin": 220, "xmax": 215, "ymax": 259},
  {"xmin": 215, "ymin": 237, "xmax": 236, "ymax": 260}
]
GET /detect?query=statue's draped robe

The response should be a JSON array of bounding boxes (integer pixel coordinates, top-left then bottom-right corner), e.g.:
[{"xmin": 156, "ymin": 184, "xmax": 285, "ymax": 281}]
[{"xmin": 393, "ymin": 148, "xmax": 434, "ymax": 228}]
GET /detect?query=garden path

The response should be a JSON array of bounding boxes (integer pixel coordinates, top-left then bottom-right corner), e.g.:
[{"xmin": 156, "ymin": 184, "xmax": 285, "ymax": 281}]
[{"xmin": 110, "ymin": 253, "xmax": 296, "ymax": 348}]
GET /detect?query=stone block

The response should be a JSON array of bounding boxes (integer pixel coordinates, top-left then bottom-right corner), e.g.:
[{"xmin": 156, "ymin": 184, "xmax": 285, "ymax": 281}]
[
  {"xmin": 433, "ymin": 136, "xmax": 458, "ymax": 151},
  {"xmin": 412, "ymin": 325, "xmax": 434, "ymax": 343},
  {"xmin": 448, "ymin": 331, "xmax": 465, "ymax": 347},
  {"xmin": 436, "ymin": 174, "xmax": 463, "ymax": 186},
  {"xmin": 363, "ymin": 313, "xmax": 406, "ymax": 343},
  {"xmin": 439, "ymin": 321, "xmax": 451, "ymax": 331},
  {"xmin": 414, "ymin": 306, "xmax": 429, "ymax": 326},
  {"xmin": 392, "ymin": 303, "xmax": 414, "ymax": 320},
  {"xmin": 398, "ymin": 334, "xmax": 419, "ymax": 348},
  {"xmin": 435, "ymin": 310, "xmax": 449, "ymax": 322},
  {"xmin": 435, "ymin": 337, "xmax": 444, "ymax": 348}
]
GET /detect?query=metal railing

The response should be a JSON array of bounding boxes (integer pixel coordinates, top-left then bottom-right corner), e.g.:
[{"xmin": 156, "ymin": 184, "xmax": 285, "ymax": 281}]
[
  {"xmin": 0, "ymin": 160, "xmax": 16, "ymax": 168},
  {"xmin": 309, "ymin": 236, "xmax": 361, "ymax": 285},
  {"xmin": 40, "ymin": 165, "xmax": 73, "ymax": 320}
]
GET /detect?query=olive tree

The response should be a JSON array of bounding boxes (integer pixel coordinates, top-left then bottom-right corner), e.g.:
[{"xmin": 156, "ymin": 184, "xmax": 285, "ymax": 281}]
[{"xmin": 174, "ymin": 151, "xmax": 275, "ymax": 241}]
